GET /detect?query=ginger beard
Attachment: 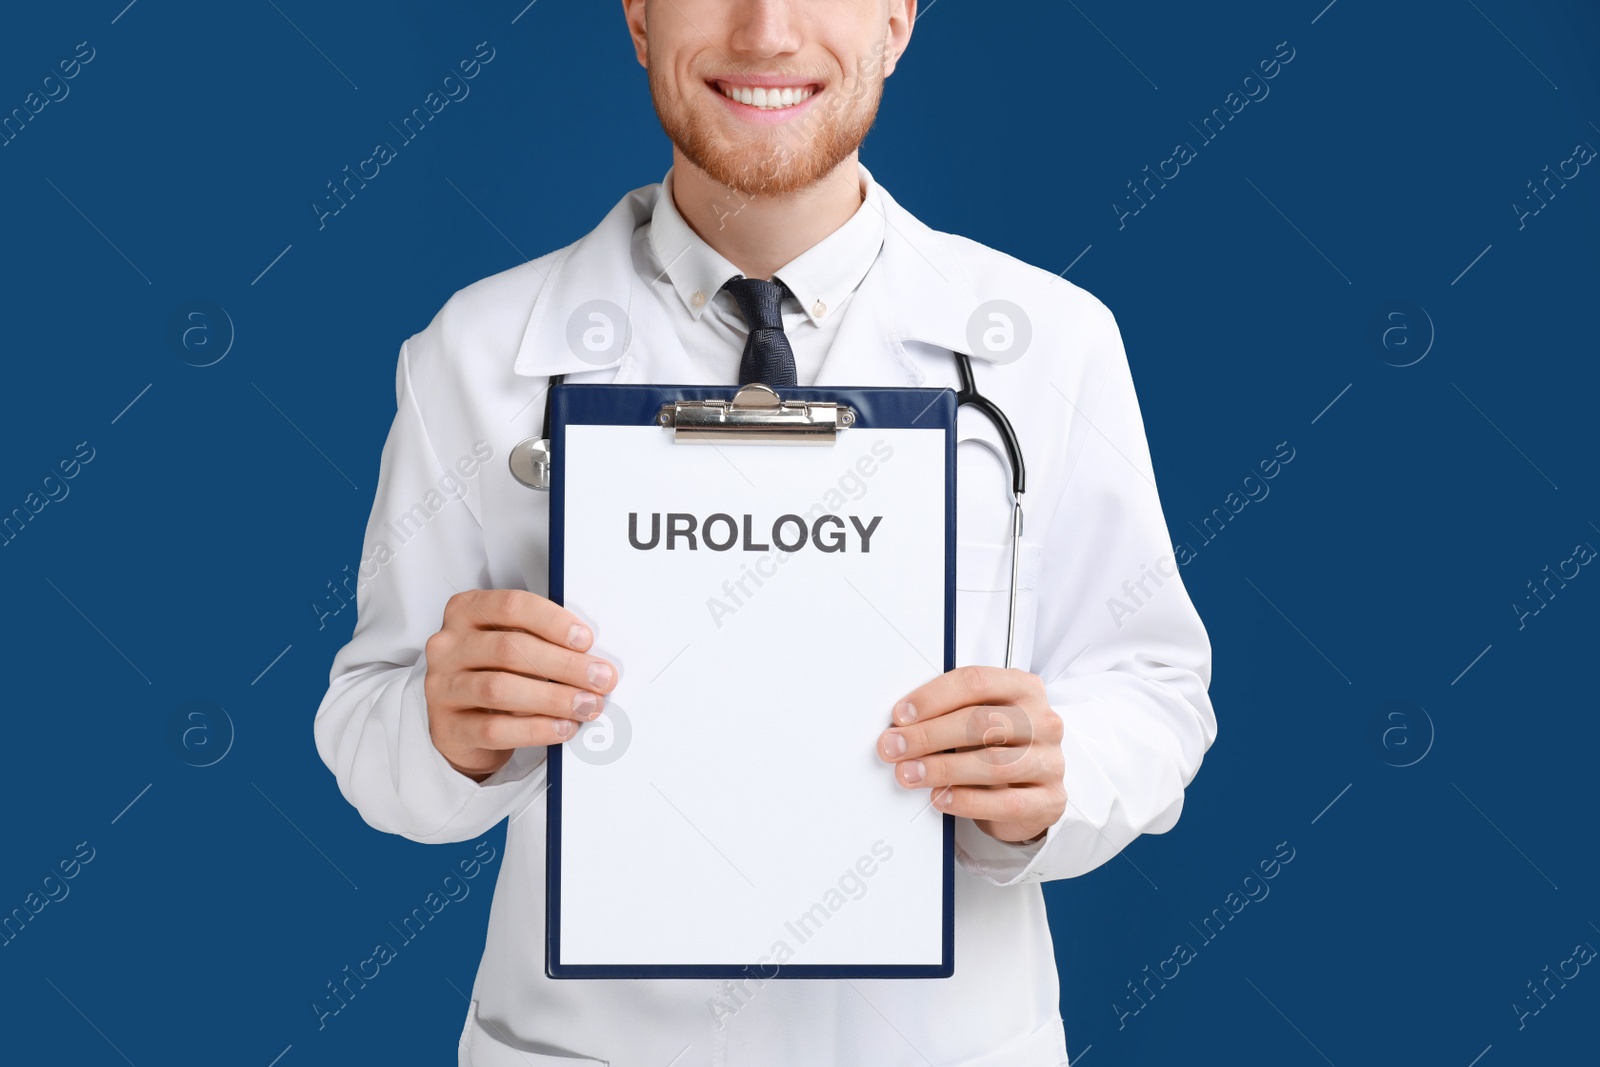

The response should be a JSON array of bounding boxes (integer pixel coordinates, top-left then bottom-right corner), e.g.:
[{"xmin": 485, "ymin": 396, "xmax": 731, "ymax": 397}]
[{"xmin": 648, "ymin": 55, "xmax": 885, "ymax": 198}]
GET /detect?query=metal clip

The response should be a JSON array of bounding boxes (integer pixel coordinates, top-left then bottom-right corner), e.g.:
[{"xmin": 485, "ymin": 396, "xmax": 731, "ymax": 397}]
[{"xmin": 655, "ymin": 384, "xmax": 856, "ymax": 444}]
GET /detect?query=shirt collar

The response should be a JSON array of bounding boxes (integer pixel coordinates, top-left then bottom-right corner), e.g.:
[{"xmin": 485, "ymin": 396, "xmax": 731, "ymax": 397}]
[
  {"xmin": 646, "ymin": 161, "xmax": 887, "ymax": 327},
  {"xmin": 510, "ymin": 176, "xmax": 982, "ymax": 382}
]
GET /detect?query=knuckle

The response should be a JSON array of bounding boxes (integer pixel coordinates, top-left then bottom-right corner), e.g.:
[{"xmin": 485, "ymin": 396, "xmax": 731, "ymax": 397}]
[
  {"xmin": 966, "ymin": 710, "xmax": 1017, "ymax": 751},
  {"xmin": 508, "ymin": 588, "xmax": 549, "ymax": 629},
  {"xmin": 475, "ymin": 672, "xmax": 515, "ymax": 708},
  {"xmin": 478, "ymin": 714, "xmax": 511, "ymax": 749},
  {"xmin": 481, "ymin": 588, "xmax": 512, "ymax": 619},
  {"xmin": 510, "ymin": 588, "xmax": 544, "ymax": 621},
  {"xmin": 451, "ymin": 589, "xmax": 485, "ymax": 621},
  {"xmin": 999, "ymin": 789, "xmax": 1030, "ymax": 821},
  {"xmin": 424, "ymin": 629, "xmax": 453, "ymax": 662},
  {"xmin": 956, "ymin": 664, "xmax": 990, "ymax": 698},
  {"xmin": 1038, "ymin": 709, "xmax": 1064, "ymax": 743},
  {"xmin": 544, "ymin": 681, "xmax": 578, "ymax": 717},
  {"xmin": 969, "ymin": 705, "xmax": 1018, "ymax": 746},
  {"xmin": 490, "ymin": 628, "xmax": 527, "ymax": 665},
  {"xmin": 990, "ymin": 752, "xmax": 1028, "ymax": 781},
  {"xmin": 557, "ymin": 647, "xmax": 588, "ymax": 685}
]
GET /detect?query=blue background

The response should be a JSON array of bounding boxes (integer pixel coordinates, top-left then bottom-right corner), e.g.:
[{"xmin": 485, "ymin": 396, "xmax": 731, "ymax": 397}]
[{"xmin": 2, "ymin": 1, "xmax": 1595, "ymax": 1064}]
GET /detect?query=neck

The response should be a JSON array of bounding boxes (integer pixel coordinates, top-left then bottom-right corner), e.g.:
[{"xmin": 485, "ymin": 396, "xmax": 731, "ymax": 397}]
[{"xmin": 669, "ymin": 147, "xmax": 864, "ymax": 280}]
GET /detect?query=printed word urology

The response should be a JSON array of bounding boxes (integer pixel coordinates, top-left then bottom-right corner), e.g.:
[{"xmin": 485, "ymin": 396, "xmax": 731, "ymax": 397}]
[
  {"xmin": 629, "ymin": 512, "xmax": 882, "ymax": 553},
  {"xmin": 1, "ymin": 41, "xmax": 95, "ymax": 148},
  {"xmin": 1113, "ymin": 41, "xmax": 1296, "ymax": 229},
  {"xmin": 312, "ymin": 42, "xmax": 496, "ymax": 229}
]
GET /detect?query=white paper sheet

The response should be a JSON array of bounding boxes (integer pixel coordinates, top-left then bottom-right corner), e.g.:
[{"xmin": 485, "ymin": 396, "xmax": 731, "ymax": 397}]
[{"xmin": 556, "ymin": 423, "xmax": 949, "ymax": 969}]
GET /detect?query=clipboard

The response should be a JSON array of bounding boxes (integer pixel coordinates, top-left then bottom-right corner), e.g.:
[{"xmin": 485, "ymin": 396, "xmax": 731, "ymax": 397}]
[{"xmin": 546, "ymin": 382, "xmax": 956, "ymax": 980}]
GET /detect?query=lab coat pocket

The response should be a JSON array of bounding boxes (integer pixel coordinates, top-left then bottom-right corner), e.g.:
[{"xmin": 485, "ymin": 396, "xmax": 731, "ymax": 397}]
[
  {"xmin": 463, "ymin": 1000, "xmax": 609, "ymax": 1067},
  {"xmin": 955, "ymin": 540, "xmax": 1044, "ymax": 672}
]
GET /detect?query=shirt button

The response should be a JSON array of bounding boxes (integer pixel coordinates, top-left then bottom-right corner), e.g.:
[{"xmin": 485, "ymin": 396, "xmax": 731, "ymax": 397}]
[
  {"xmin": 691, "ymin": 290, "xmax": 707, "ymax": 309},
  {"xmin": 813, "ymin": 300, "xmax": 827, "ymax": 318}
]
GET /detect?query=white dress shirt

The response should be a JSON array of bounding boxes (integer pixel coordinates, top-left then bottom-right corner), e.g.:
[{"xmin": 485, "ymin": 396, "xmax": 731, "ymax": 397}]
[{"xmin": 637, "ymin": 163, "xmax": 887, "ymax": 385}]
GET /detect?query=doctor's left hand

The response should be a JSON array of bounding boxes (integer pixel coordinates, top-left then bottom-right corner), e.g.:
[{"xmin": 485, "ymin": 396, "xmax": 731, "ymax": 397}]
[{"xmin": 877, "ymin": 667, "xmax": 1066, "ymax": 846}]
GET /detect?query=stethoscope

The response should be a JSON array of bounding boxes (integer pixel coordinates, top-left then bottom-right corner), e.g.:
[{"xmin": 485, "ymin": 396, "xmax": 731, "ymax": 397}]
[{"xmin": 509, "ymin": 351, "xmax": 1028, "ymax": 668}]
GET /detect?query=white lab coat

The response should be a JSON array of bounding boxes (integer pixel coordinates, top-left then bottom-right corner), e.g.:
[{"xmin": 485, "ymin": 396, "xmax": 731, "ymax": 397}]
[{"xmin": 314, "ymin": 176, "xmax": 1216, "ymax": 1066}]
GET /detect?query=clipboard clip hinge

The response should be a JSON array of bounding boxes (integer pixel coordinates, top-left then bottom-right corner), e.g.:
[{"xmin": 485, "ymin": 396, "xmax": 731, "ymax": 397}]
[{"xmin": 655, "ymin": 384, "xmax": 856, "ymax": 444}]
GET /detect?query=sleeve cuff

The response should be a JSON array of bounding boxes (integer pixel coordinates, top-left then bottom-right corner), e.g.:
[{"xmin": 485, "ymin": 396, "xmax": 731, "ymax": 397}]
[
  {"xmin": 404, "ymin": 653, "xmax": 549, "ymax": 841},
  {"xmin": 954, "ymin": 815, "xmax": 1053, "ymax": 886}
]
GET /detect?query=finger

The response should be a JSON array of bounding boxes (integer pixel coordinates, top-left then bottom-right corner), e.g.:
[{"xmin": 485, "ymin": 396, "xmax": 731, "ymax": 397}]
[
  {"xmin": 456, "ymin": 629, "xmax": 617, "ymax": 694},
  {"xmin": 449, "ymin": 708, "xmax": 579, "ymax": 752},
  {"xmin": 892, "ymin": 744, "xmax": 1060, "ymax": 790},
  {"xmin": 879, "ymin": 704, "xmax": 1035, "ymax": 762},
  {"xmin": 892, "ymin": 665, "xmax": 1039, "ymax": 726},
  {"xmin": 445, "ymin": 589, "xmax": 597, "ymax": 651},
  {"xmin": 927, "ymin": 783, "xmax": 1053, "ymax": 825},
  {"xmin": 445, "ymin": 669, "xmax": 607, "ymax": 721}
]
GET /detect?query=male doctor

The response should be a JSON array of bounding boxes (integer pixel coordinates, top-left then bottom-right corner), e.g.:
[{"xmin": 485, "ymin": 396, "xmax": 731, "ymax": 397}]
[{"xmin": 315, "ymin": 1, "xmax": 1216, "ymax": 1064}]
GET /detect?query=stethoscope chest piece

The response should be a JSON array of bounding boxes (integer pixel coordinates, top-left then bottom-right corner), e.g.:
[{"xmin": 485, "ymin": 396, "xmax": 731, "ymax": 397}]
[{"xmin": 509, "ymin": 436, "xmax": 553, "ymax": 491}]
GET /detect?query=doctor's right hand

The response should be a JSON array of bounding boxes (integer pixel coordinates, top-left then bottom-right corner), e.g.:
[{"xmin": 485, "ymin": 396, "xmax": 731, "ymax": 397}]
[{"xmin": 423, "ymin": 589, "xmax": 617, "ymax": 783}]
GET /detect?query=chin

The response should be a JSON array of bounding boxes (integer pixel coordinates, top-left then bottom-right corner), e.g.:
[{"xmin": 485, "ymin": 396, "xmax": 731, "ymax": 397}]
[{"xmin": 650, "ymin": 61, "xmax": 879, "ymax": 197}]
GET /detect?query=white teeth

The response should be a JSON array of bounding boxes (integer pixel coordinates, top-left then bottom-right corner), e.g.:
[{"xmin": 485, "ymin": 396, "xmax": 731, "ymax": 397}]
[{"xmin": 719, "ymin": 83, "xmax": 814, "ymax": 109}]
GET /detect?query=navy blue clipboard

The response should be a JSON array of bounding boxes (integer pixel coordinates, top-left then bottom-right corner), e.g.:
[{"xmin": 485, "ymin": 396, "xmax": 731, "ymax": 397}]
[{"xmin": 545, "ymin": 383, "xmax": 956, "ymax": 980}]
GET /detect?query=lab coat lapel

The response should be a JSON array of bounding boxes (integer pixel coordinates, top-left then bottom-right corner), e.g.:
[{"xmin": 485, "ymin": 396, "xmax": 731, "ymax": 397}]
[
  {"xmin": 511, "ymin": 183, "xmax": 702, "ymax": 386},
  {"xmin": 808, "ymin": 259, "xmax": 919, "ymax": 388},
  {"xmin": 810, "ymin": 182, "xmax": 977, "ymax": 390}
]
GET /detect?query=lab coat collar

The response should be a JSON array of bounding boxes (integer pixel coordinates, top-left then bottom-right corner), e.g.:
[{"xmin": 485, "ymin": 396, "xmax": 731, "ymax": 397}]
[{"xmin": 510, "ymin": 173, "xmax": 982, "ymax": 385}]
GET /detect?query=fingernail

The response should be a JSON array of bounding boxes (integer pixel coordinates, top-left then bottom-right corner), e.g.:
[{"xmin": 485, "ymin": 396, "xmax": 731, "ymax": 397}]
[
  {"xmin": 587, "ymin": 661, "xmax": 614, "ymax": 688},
  {"xmin": 902, "ymin": 759, "xmax": 925, "ymax": 784},
  {"xmin": 934, "ymin": 786, "xmax": 952, "ymax": 806},
  {"xmin": 568, "ymin": 623, "xmax": 592, "ymax": 650},
  {"xmin": 894, "ymin": 701, "xmax": 917, "ymax": 724},
  {"xmin": 554, "ymin": 719, "xmax": 575, "ymax": 738},
  {"xmin": 573, "ymin": 691, "xmax": 598, "ymax": 719},
  {"xmin": 881, "ymin": 732, "xmax": 906, "ymax": 758}
]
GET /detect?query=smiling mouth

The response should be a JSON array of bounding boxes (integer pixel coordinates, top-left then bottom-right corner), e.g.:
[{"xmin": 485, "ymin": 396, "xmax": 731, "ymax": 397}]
[{"xmin": 712, "ymin": 80, "xmax": 820, "ymax": 110}]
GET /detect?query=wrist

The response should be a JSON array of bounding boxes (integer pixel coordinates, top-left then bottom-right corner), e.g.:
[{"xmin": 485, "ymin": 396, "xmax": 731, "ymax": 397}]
[
  {"xmin": 443, "ymin": 751, "xmax": 508, "ymax": 783},
  {"xmin": 1001, "ymin": 823, "xmax": 1049, "ymax": 846}
]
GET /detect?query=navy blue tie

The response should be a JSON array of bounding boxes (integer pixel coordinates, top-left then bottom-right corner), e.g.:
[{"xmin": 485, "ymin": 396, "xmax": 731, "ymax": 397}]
[{"xmin": 722, "ymin": 276, "xmax": 798, "ymax": 388}]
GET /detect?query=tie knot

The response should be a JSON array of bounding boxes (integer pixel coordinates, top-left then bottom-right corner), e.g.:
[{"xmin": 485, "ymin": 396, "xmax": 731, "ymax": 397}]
[{"xmin": 722, "ymin": 276, "xmax": 788, "ymax": 332}]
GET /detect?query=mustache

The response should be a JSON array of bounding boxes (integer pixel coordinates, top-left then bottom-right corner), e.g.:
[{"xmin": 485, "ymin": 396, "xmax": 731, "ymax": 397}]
[{"xmin": 692, "ymin": 60, "xmax": 837, "ymax": 84}]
